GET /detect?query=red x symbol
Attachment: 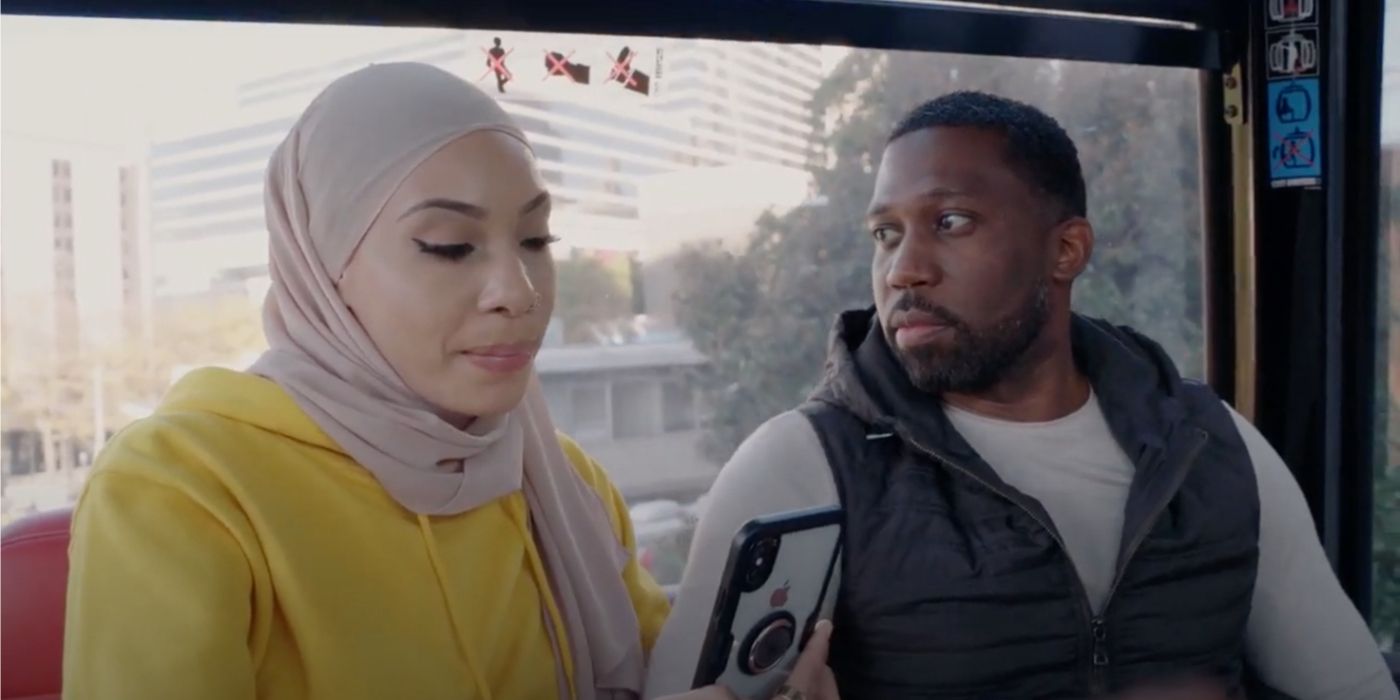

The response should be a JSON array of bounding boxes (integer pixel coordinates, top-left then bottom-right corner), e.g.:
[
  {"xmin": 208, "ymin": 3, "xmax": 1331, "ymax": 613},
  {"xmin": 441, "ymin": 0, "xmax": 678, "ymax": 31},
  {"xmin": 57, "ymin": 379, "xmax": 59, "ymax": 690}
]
[
  {"xmin": 1286, "ymin": 141, "xmax": 1308, "ymax": 164},
  {"xmin": 480, "ymin": 47, "xmax": 514, "ymax": 82},
  {"xmin": 1273, "ymin": 129, "xmax": 1316, "ymax": 168},
  {"xmin": 544, "ymin": 50, "xmax": 575, "ymax": 80},
  {"xmin": 607, "ymin": 51, "xmax": 638, "ymax": 89}
]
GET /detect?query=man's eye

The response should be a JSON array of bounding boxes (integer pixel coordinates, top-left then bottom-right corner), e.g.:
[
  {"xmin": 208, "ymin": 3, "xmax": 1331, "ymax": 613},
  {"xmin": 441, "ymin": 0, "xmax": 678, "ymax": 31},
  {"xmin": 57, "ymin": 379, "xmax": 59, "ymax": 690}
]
[
  {"xmin": 936, "ymin": 213, "xmax": 974, "ymax": 232},
  {"xmin": 871, "ymin": 227, "xmax": 896, "ymax": 244},
  {"xmin": 413, "ymin": 239, "xmax": 474, "ymax": 261}
]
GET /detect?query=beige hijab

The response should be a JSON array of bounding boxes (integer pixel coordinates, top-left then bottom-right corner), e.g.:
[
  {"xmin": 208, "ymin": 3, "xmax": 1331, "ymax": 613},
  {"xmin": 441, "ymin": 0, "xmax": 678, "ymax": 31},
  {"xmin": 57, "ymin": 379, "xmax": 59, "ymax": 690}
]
[{"xmin": 249, "ymin": 63, "xmax": 644, "ymax": 699}]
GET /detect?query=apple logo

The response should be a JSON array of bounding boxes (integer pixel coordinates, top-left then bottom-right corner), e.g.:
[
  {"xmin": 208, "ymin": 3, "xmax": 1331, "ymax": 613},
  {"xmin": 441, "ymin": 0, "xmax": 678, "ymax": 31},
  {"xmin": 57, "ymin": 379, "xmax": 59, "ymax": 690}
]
[{"xmin": 770, "ymin": 581, "xmax": 791, "ymax": 608}]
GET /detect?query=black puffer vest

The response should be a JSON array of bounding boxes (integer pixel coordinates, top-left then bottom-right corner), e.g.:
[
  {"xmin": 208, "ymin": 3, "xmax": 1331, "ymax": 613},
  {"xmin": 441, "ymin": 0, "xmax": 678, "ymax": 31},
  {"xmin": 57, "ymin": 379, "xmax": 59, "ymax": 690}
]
[{"xmin": 802, "ymin": 310, "xmax": 1259, "ymax": 699}]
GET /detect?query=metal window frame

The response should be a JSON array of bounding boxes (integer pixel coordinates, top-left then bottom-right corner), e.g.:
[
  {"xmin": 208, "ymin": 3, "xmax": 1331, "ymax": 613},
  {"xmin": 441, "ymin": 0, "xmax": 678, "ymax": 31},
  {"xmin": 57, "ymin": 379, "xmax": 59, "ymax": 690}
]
[
  {"xmin": 1245, "ymin": 0, "xmax": 1382, "ymax": 614},
  {"xmin": 6, "ymin": 0, "xmax": 1236, "ymax": 68}
]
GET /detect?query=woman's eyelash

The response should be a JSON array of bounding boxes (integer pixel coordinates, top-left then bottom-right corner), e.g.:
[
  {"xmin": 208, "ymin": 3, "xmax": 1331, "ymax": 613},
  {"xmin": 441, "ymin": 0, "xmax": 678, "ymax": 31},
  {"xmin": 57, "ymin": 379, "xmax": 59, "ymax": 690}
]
[
  {"xmin": 413, "ymin": 237, "xmax": 558, "ymax": 259},
  {"xmin": 413, "ymin": 239, "xmax": 473, "ymax": 261},
  {"xmin": 523, "ymin": 235, "xmax": 561, "ymax": 251}
]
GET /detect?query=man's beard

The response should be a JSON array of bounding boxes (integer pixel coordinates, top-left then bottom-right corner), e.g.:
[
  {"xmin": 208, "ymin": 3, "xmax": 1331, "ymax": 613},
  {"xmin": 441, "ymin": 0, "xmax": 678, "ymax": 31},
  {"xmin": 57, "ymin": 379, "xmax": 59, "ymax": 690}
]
[{"xmin": 884, "ymin": 281, "xmax": 1050, "ymax": 395}]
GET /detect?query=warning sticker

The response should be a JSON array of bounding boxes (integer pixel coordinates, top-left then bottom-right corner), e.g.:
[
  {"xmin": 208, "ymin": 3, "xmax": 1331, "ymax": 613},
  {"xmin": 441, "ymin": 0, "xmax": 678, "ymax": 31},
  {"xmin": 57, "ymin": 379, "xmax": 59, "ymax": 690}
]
[
  {"xmin": 1268, "ymin": 79, "xmax": 1322, "ymax": 188},
  {"xmin": 1267, "ymin": 27, "xmax": 1320, "ymax": 79},
  {"xmin": 1267, "ymin": 0, "xmax": 1318, "ymax": 28}
]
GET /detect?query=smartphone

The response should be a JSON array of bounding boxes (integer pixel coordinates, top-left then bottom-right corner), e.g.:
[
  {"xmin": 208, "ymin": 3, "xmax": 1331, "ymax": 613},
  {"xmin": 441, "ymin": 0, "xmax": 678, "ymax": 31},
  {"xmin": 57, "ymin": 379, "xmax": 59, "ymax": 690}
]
[{"xmin": 691, "ymin": 505, "xmax": 843, "ymax": 699}]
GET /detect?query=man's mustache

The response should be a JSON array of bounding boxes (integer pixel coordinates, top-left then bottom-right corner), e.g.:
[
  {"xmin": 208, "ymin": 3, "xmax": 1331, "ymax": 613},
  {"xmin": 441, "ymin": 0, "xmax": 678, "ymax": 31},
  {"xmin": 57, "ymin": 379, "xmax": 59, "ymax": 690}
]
[{"xmin": 890, "ymin": 294, "xmax": 969, "ymax": 332}]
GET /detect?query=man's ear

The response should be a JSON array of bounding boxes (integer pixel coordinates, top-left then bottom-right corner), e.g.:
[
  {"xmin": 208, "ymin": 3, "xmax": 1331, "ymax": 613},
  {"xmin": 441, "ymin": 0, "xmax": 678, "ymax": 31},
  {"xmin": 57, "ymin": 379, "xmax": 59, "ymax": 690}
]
[{"xmin": 1051, "ymin": 217, "xmax": 1094, "ymax": 283}]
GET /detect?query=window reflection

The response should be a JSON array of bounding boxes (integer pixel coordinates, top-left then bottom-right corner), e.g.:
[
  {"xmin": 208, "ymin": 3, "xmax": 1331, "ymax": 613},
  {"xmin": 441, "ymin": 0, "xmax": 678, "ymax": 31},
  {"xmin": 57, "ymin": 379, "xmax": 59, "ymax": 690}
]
[
  {"xmin": 0, "ymin": 19, "xmax": 1205, "ymax": 589},
  {"xmin": 1374, "ymin": 1, "xmax": 1400, "ymax": 650}
]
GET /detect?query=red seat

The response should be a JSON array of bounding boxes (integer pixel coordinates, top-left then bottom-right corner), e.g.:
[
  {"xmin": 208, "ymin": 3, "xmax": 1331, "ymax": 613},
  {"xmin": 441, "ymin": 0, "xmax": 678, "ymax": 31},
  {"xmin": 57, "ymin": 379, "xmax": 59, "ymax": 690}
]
[{"xmin": 2, "ymin": 509, "xmax": 72, "ymax": 700}]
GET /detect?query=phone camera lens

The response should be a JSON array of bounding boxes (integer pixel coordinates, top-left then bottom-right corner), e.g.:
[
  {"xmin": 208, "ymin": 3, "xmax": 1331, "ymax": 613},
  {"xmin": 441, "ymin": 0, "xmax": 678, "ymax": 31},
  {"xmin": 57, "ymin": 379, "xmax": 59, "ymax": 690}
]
[{"xmin": 742, "ymin": 537, "xmax": 780, "ymax": 592}]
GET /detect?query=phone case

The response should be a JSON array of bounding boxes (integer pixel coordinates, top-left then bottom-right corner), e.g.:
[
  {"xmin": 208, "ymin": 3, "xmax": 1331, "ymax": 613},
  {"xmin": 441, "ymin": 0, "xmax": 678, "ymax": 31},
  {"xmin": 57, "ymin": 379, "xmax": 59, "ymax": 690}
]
[{"xmin": 692, "ymin": 506, "xmax": 843, "ymax": 699}]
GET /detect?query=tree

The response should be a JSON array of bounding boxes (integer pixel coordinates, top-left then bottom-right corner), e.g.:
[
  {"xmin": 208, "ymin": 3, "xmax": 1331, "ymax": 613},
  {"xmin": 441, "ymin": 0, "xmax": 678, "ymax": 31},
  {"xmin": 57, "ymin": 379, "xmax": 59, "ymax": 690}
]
[
  {"xmin": 1, "ymin": 344, "xmax": 100, "ymax": 473},
  {"xmin": 555, "ymin": 256, "xmax": 634, "ymax": 344},
  {"xmin": 672, "ymin": 51, "xmax": 1205, "ymax": 463},
  {"xmin": 1372, "ymin": 176, "xmax": 1400, "ymax": 648},
  {"xmin": 1, "ymin": 296, "xmax": 108, "ymax": 474},
  {"xmin": 0, "ymin": 295, "xmax": 265, "ymax": 478},
  {"xmin": 1374, "ymin": 389, "xmax": 1399, "ymax": 648},
  {"xmin": 104, "ymin": 297, "xmax": 265, "ymax": 412}
]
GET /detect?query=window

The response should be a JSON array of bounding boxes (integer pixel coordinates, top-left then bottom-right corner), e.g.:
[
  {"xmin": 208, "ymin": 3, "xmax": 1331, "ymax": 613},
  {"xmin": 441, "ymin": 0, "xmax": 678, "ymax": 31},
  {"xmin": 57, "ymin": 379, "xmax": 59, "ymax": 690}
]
[
  {"xmin": 150, "ymin": 142, "xmax": 283, "ymax": 180},
  {"xmin": 152, "ymin": 167, "xmax": 263, "ymax": 200},
  {"xmin": 662, "ymin": 380, "xmax": 695, "ymax": 432},
  {"xmin": 153, "ymin": 190, "xmax": 264, "ymax": 220},
  {"xmin": 611, "ymin": 379, "xmax": 656, "ymax": 439},
  {"xmin": 1373, "ymin": 1, "xmax": 1400, "ymax": 651},
  {"xmin": 0, "ymin": 17, "xmax": 1207, "ymax": 595},
  {"xmin": 568, "ymin": 385, "xmax": 608, "ymax": 438}
]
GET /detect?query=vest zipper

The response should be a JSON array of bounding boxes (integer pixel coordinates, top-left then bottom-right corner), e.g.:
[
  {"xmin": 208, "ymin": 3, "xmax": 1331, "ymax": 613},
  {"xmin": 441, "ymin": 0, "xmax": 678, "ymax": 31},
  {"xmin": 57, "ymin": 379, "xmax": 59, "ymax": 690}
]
[
  {"xmin": 1089, "ymin": 427, "xmax": 1209, "ymax": 690},
  {"xmin": 902, "ymin": 424, "xmax": 1208, "ymax": 697},
  {"xmin": 1100, "ymin": 427, "xmax": 1209, "ymax": 608},
  {"xmin": 898, "ymin": 433, "xmax": 1102, "ymax": 692},
  {"xmin": 1090, "ymin": 615, "xmax": 1110, "ymax": 692}
]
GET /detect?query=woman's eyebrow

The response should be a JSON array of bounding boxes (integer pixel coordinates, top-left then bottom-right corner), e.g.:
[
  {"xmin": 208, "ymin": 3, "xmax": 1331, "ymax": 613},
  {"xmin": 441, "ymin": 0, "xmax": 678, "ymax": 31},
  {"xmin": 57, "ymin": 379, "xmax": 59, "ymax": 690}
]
[
  {"xmin": 399, "ymin": 192, "xmax": 549, "ymax": 220},
  {"xmin": 398, "ymin": 198, "xmax": 487, "ymax": 221}
]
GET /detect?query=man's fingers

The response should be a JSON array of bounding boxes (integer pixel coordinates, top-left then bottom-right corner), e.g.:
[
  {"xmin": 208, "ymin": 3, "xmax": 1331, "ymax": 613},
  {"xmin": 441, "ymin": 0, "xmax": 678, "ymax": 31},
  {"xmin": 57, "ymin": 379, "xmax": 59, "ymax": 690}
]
[
  {"xmin": 787, "ymin": 619, "xmax": 834, "ymax": 688},
  {"xmin": 815, "ymin": 666, "xmax": 840, "ymax": 700}
]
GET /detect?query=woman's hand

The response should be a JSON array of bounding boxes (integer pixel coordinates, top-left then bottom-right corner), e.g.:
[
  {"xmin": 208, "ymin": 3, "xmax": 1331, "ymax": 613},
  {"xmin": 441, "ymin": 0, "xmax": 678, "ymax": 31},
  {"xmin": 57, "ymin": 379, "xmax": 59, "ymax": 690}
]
[{"xmin": 656, "ymin": 620, "xmax": 839, "ymax": 700}]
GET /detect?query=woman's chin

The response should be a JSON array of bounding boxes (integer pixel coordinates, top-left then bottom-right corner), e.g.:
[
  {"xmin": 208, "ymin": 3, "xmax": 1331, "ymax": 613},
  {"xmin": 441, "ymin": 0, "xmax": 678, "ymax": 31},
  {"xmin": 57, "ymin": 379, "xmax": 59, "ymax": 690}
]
[{"xmin": 421, "ymin": 375, "xmax": 530, "ymax": 424}]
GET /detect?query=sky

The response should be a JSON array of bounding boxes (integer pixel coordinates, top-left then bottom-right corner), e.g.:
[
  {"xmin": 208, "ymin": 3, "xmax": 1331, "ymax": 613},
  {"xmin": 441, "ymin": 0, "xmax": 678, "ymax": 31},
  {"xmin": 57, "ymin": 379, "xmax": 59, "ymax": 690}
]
[
  {"xmin": 1, "ymin": 16, "xmax": 446, "ymax": 148},
  {"xmin": 6, "ymin": 11, "xmax": 1398, "ymax": 148},
  {"xmin": 1, "ymin": 15, "xmax": 851, "ymax": 150}
]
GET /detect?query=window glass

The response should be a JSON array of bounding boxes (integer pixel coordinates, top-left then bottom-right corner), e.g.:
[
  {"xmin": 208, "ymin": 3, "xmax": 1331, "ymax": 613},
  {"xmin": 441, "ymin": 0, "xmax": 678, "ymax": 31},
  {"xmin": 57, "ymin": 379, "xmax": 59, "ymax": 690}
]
[
  {"xmin": 1373, "ymin": 0, "xmax": 1400, "ymax": 651},
  {"xmin": 0, "ymin": 18, "xmax": 1206, "ymax": 589},
  {"xmin": 569, "ymin": 385, "xmax": 609, "ymax": 439},
  {"xmin": 611, "ymin": 379, "xmax": 656, "ymax": 440},
  {"xmin": 663, "ymin": 380, "xmax": 696, "ymax": 433}
]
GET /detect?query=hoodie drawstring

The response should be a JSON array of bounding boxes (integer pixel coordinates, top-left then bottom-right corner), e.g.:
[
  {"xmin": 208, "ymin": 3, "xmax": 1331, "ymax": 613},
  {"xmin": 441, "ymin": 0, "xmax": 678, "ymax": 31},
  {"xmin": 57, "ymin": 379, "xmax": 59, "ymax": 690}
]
[
  {"xmin": 418, "ymin": 514, "xmax": 492, "ymax": 700},
  {"xmin": 508, "ymin": 504, "xmax": 579, "ymax": 700}
]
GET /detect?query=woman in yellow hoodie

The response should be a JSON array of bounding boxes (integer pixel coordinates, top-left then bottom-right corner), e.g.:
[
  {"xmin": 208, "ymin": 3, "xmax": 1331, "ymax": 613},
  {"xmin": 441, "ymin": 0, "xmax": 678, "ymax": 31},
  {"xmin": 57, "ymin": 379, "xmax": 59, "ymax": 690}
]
[{"xmin": 60, "ymin": 63, "xmax": 835, "ymax": 700}]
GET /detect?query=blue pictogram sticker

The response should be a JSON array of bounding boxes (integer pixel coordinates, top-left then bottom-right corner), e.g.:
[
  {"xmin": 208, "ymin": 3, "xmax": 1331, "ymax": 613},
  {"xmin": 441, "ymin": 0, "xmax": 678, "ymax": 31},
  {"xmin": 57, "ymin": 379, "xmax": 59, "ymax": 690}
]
[{"xmin": 1268, "ymin": 78, "xmax": 1322, "ymax": 187}]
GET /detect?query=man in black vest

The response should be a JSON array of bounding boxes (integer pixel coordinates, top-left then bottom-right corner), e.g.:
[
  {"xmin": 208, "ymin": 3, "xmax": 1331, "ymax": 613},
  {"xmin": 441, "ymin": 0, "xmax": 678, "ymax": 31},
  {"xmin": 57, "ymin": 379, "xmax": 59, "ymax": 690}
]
[{"xmin": 645, "ymin": 92, "xmax": 1398, "ymax": 699}]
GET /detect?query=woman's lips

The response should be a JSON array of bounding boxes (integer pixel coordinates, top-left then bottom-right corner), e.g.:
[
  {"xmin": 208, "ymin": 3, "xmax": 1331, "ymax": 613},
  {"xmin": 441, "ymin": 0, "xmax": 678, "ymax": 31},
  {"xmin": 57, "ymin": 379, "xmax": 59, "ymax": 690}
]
[{"xmin": 460, "ymin": 343, "xmax": 538, "ymax": 374}]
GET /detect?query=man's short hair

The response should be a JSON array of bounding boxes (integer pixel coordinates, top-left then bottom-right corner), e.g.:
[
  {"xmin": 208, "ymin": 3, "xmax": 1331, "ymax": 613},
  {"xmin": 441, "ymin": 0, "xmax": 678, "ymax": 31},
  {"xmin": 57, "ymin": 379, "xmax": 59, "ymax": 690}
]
[{"xmin": 889, "ymin": 91, "xmax": 1087, "ymax": 220}]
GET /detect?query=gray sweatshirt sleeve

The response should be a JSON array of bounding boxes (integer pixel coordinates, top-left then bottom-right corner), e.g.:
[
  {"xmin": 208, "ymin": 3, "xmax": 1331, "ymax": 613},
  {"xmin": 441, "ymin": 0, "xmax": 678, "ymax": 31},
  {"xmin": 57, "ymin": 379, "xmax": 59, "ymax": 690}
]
[
  {"xmin": 1230, "ymin": 407, "xmax": 1400, "ymax": 700},
  {"xmin": 642, "ymin": 411, "xmax": 839, "ymax": 699}
]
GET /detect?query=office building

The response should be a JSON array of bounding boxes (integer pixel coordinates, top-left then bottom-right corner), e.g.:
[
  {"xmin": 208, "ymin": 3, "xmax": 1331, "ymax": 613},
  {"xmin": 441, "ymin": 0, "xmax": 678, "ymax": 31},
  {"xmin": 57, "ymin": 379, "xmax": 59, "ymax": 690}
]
[
  {"xmin": 147, "ymin": 30, "xmax": 823, "ymax": 302},
  {"xmin": 1, "ymin": 134, "xmax": 149, "ymax": 476}
]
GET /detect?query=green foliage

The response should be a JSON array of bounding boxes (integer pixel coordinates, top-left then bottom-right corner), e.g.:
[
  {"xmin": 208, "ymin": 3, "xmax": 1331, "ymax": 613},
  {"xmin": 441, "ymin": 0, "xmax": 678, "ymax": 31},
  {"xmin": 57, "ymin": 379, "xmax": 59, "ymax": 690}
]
[
  {"xmin": 1373, "ymin": 179, "xmax": 1399, "ymax": 648},
  {"xmin": 555, "ymin": 257, "xmax": 633, "ymax": 344},
  {"xmin": 673, "ymin": 52, "xmax": 1205, "ymax": 463},
  {"xmin": 1375, "ymin": 406, "xmax": 1399, "ymax": 648}
]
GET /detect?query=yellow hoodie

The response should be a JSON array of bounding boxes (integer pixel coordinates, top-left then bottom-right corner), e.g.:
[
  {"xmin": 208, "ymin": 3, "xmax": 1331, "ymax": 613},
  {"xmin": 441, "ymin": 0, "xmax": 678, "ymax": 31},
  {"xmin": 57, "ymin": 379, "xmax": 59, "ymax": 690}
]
[{"xmin": 62, "ymin": 367, "xmax": 670, "ymax": 699}]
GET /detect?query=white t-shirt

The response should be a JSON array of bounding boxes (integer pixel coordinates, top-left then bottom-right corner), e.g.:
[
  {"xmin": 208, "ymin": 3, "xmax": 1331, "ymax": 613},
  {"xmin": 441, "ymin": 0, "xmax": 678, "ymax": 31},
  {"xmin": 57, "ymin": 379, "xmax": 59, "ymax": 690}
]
[
  {"xmin": 943, "ymin": 392, "xmax": 1129, "ymax": 613},
  {"xmin": 643, "ymin": 396, "xmax": 1399, "ymax": 700}
]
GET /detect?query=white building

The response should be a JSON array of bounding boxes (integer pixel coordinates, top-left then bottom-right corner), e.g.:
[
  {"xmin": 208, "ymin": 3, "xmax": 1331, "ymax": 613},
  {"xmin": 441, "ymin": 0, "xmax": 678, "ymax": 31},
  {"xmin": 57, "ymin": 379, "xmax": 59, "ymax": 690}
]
[
  {"xmin": 146, "ymin": 30, "xmax": 823, "ymax": 304},
  {"xmin": 137, "ymin": 30, "xmax": 830, "ymax": 501},
  {"xmin": 1, "ymin": 133, "xmax": 150, "ymax": 476},
  {"xmin": 538, "ymin": 340, "xmax": 713, "ymax": 500}
]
